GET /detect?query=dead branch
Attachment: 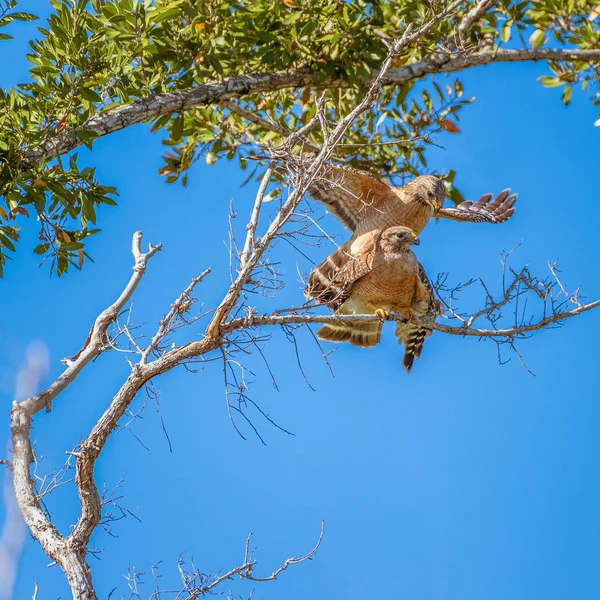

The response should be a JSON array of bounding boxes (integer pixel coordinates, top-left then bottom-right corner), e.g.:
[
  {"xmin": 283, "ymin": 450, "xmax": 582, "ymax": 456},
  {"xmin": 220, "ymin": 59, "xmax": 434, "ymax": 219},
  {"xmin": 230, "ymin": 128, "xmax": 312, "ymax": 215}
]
[
  {"xmin": 145, "ymin": 521, "xmax": 324, "ymax": 600},
  {"xmin": 28, "ymin": 231, "xmax": 161, "ymax": 413},
  {"xmin": 10, "ymin": 234, "xmax": 161, "ymax": 600},
  {"xmin": 8, "ymin": 5, "xmax": 599, "ymax": 599},
  {"xmin": 221, "ymin": 298, "xmax": 600, "ymax": 339}
]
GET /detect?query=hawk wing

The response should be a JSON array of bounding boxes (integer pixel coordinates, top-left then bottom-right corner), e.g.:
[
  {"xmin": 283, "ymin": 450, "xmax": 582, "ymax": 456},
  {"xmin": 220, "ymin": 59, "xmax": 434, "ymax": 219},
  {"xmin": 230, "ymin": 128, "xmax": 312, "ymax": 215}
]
[
  {"xmin": 396, "ymin": 263, "xmax": 441, "ymax": 372},
  {"xmin": 306, "ymin": 164, "xmax": 400, "ymax": 232},
  {"xmin": 305, "ymin": 231, "xmax": 379, "ymax": 310},
  {"xmin": 306, "ymin": 164, "xmax": 517, "ymax": 229},
  {"xmin": 437, "ymin": 189, "xmax": 517, "ymax": 224}
]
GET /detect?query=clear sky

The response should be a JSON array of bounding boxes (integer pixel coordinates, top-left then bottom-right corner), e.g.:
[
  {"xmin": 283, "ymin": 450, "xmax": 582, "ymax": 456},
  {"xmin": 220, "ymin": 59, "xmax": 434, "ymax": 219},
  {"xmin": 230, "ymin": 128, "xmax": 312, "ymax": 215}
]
[{"xmin": 2, "ymin": 4, "xmax": 600, "ymax": 599}]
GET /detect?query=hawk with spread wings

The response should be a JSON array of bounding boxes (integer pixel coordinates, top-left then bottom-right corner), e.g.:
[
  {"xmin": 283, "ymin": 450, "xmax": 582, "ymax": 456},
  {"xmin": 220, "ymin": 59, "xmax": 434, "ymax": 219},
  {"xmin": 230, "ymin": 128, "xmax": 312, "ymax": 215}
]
[
  {"xmin": 301, "ymin": 163, "xmax": 517, "ymax": 235},
  {"xmin": 306, "ymin": 226, "xmax": 441, "ymax": 372}
]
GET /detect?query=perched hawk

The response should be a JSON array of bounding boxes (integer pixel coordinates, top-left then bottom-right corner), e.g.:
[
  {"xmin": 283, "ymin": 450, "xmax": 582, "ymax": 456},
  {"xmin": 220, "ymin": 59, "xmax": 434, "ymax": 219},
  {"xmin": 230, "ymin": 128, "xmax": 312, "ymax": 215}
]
[
  {"xmin": 306, "ymin": 225, "xmax": 442, "ymax": 372},
  {"xmin": 302, "ymin": 163, "xmax": 517, "ymax": 235}
]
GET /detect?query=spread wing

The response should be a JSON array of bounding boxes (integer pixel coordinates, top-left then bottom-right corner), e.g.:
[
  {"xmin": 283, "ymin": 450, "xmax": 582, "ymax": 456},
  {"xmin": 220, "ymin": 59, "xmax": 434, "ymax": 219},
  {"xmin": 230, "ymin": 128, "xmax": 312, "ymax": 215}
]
[
  {"xmin": 305, "ymin": 164, "xmax": 400, "ymax": 232},
  {"xmin": 305, "ymin": 231, "xmax": 379, "ymax": 310},
  {"xmin": 437, "ymin": 189, "xmax": 517, "ymax": 224},
  {"xmin": 305, "ymin": 163, "xmax": 516, "ymax": 229},
  {"xmin": 280, "ymin": 155, "xmax": 517, "ymax": 229}
]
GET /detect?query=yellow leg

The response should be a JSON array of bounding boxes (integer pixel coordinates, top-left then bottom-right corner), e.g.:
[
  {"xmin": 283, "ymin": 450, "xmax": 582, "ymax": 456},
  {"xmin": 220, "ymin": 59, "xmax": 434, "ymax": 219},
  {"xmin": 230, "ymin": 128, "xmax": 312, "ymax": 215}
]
[{"xmin": 373, "ymin": 307, "xmax": 390, "ymax": 322}]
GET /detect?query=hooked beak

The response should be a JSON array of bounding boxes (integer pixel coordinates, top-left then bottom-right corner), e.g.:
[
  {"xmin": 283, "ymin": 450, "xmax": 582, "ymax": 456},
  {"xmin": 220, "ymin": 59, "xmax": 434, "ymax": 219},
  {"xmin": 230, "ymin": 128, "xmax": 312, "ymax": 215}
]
[{"xmin": 411, "ymin": 235, "xmax": 420, "ymax": 246}]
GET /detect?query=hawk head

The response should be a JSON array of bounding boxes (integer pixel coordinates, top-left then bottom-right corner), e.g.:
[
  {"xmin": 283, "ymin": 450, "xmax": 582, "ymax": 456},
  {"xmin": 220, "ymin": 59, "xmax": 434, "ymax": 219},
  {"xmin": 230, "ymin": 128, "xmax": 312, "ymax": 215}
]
[
  {"xmin": 404, "ymin": 175, "xmax": 445, "ymax": 211},
  {"xmin": 378, "ymin": 226, "xmax": 420, "ymax": 253}
]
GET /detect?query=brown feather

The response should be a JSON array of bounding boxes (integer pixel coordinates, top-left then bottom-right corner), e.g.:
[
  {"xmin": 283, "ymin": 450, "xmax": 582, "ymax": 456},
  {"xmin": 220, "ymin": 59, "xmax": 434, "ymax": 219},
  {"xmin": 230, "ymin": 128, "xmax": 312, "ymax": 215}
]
[
  {"xmin": 308, "ymin": 226, "xmax": 440, "ymax": 370},
  {"xmin": 317, "ymin": 319, "xmax": 382, "ymax": 348},
  {"xmin": 437, "ymin": 189, "xmax": 517, "ymax": 224},
  {"xmin": 284, "ymin": 157, "xmax": 517, "ymax": 231},
  {"xmin": 395, "ymin": 263, "xmax": 441, "ymax": 371},
  {"xmin": 306, "ymin": 231, "xmax": 379, "ymax": 309}
]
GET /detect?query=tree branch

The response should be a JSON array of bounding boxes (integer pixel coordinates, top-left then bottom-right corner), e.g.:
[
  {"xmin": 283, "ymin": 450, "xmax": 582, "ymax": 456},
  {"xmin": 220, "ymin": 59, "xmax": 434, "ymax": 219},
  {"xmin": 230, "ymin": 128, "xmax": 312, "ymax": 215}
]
[
  {"xmin": 9, "ymin": 5, "xmax": 599, "ymax": 597},
  {"xmin": 9, "ymin": 232, "xmax": 161, "ymax": 600},
  {"xmin": 20, "ymin": 47, "xmax": 600, "ymax": 170},
  {"xmin": 457, "ymin": 0, "xmax": 499, "ymax": 36},
  {"xmin": 221, "ymin": 298, "xmax": 600, "ymax": 339},
  {"xmin": 20, "ymin": 231, "xmax": 161, "ymax": 414}
]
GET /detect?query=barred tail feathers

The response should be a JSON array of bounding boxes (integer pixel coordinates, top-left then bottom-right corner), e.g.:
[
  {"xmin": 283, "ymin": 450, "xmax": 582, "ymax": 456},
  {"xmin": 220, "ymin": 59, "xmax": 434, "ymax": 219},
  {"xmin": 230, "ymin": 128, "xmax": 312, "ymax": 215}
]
[
  {"xmin": 316, "ymin": 300, "xmax": 382, "ymax": 348},
  {"xmin": 316, "ymin": 320, "xmax": 381, "ymax": 347},
  {"xmin": 316, "ymin": 322, "xmax": 352, "ymax": 344},
  {"xmin": 395, "ymin": 321, "xmax": 432, "ymax": 372}
]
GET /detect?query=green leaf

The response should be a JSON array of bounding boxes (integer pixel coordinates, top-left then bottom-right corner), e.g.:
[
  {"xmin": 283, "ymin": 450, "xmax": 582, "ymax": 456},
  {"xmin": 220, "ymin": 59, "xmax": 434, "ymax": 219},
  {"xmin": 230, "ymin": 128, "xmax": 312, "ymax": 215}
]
[
  {"xmin": 59, "ymin": 241, "xmax": 85, "ymax": 250},
  {"xmin": 562, "ymin": 85, "xmax": 572, "ymax": 107},
  {"xmin": 0, "ymin": 234, "xmax": 16, "ymax": 252},
  {"xmin": 80, "ymin": 87, "xmax": 102, "ymax": 103},
  {"xmin": 538, "ymin": 76, "xmax": 565, "ymax": 88},
  {"xmin": 447, "ymin": 186, "xmax": 465, "ymax": 206},
  {"xmin": 529, "ymin": 29, "xmax": 545, "ymax": 49},
  {"xmin": 10, "ymin": 12, "xmax": 38, "ymax": 22},
  {"xmin": 172, "ymin": 114, "xmax": 184, "ymax": 141},
  {"xmin": 150, "ymin": 5, "xmax": 184, "ymax": 23}
]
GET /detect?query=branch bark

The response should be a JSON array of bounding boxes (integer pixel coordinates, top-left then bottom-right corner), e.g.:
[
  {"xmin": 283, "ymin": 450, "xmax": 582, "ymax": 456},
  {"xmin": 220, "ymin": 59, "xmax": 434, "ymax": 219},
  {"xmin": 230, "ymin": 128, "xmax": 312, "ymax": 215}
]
[
  {"xmin": 222, "ymin": 298, "xmax": 600, "ymax": 339},
  {"xmin": 21, "ymin": 231, "xmax": 161, "ymax": 414},
  {"xmin": 457, "ymin": 0, "xmax": 499, "ymax": 36},
  {"xmin": 9, "ymin": 6, "xmax": 600, "ymax": 597},
  {"xmin": 10, "ymin": 232, "xmax": 161, "ymax": 600},
  {"xmin": 20, "ymin": 47, "xmax": 600, "ymax": 170}
]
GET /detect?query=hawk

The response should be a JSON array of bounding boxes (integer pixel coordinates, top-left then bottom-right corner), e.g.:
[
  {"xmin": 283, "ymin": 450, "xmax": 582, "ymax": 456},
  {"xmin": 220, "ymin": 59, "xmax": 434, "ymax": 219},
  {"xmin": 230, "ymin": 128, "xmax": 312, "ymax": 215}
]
[
  {"xmin": 305, "ymin": 225, "xmax": 442, "ymax": 372},
  {"xmin": 301, "ymin": 163, "xmax": 517, "ymax": 235}
]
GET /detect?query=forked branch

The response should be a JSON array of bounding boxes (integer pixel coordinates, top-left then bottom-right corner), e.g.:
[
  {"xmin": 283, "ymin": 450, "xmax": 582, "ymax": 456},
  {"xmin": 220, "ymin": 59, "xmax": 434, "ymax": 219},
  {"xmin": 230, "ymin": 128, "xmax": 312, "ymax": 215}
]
[{"xmin": 8, "ymin": 5, "xmax": 599, "ymax": 599}]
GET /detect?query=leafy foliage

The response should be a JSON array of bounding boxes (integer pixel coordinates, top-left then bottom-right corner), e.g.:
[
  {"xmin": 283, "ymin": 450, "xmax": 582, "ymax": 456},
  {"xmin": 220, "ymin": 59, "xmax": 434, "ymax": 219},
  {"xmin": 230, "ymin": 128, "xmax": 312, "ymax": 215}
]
[{"xmin": 1, "ymin": 0, "xmax": 600, "ymax": 275}]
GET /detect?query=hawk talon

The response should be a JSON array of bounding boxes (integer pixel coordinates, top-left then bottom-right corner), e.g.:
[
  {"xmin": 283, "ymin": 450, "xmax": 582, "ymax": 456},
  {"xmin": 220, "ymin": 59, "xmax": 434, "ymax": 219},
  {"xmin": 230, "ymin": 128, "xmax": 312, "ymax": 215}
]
[{"xmin": 375, "ymin": 308, "xmax": 389, "ymax": 322}]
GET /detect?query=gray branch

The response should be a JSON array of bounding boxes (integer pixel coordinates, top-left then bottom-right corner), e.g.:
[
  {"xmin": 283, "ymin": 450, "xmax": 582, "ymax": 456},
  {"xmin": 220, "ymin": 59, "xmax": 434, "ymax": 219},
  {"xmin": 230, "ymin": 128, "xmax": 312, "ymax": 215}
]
[
  {"xmin": 10, "ymin": 232, "xmax": 161, "ymax": 600},
  {"xmin": 222, "ymin": 299, "xmax": 600, "ymax": 339},
  {"xmin": 20, "ymin": 231, "xmax": 161, "ymax": 415},
  {"xmin": 20, "ymin": 47, "xmax": 600, "ymax": 169},
  {"xmin": 457, "ymin": 0, "xmax": 499, "ymax": 36},
  {"xmin": 9, "ymin": 6, "xmax": 600, "ymax": 598}
]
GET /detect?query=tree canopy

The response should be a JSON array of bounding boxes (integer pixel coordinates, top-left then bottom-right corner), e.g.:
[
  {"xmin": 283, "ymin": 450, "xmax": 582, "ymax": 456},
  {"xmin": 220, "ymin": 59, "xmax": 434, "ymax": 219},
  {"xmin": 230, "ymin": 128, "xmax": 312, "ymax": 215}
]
[
  {"xmin": 1, "ymin": 0, "xmax": 600, "ymax": 276},
  {"xmin": 4, "ymin": 3, "xmax": 600, "ymax": 599}
]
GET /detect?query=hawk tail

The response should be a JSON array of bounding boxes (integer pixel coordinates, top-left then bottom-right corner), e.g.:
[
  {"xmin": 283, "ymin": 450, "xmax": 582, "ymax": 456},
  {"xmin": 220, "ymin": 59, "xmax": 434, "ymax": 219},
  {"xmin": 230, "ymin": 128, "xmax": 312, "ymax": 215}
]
[
  {"xmin": 395, "ymin": 322, "xmax": 431, "ymax": 372},
  {"xmin": 317, "ymin": 319, "xmax": 382, "ymax": 348}
]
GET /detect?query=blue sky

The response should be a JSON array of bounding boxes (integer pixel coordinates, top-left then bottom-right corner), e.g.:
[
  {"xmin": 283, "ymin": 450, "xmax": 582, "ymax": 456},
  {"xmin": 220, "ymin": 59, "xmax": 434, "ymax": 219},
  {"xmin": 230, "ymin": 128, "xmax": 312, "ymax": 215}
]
[{"xmin": 2, "ymin": 4, "xmax": 600, "ymax": 599}]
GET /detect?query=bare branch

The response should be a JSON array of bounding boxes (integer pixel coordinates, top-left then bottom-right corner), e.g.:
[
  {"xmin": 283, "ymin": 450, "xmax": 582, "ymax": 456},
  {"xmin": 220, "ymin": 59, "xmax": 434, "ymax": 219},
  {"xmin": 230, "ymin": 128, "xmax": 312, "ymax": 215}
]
[
  {"xmin": 457, "ymin": 0, "xmax": 499, "ymax": 36},
  {"xmin": 10, "ymin": 232, "xmax": 161, "ymax": 600},
  {"xmin": 142, "ymin": 268, "xmax": 211, "ymax": 363},
  {"xmin": 170, "ymin": 521, "xmax": 325, "ymax": 600},
  {"xmin": 239, "ymin": 163, "xmax": 275, "ymax": 271},
  {"xmin": 22, "ymin": 231, "xmax": 161, "ymax": 414},
  {"xmin": 244, "ymin": 519, "xmax": 325, "ymax": 583},
  {"xmin": 220, "ymin": 298, "xmax": 600, "ymax": 339}
]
